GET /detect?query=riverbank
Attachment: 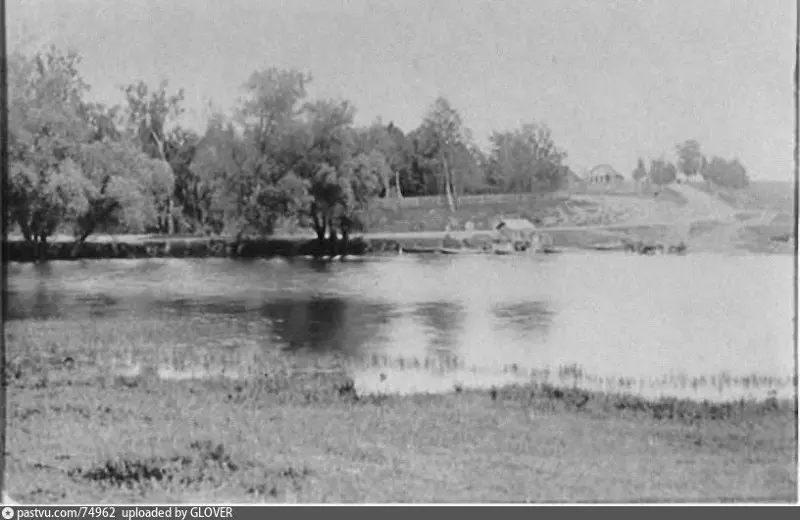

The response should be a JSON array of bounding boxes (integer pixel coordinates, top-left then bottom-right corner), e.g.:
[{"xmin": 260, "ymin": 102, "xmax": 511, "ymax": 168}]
[
  {"xmin": 6, "ymin": 362, "xmax": 796, "ymax": 503},
  {"xmin": 2, "ymin": 220, "xmax": 793, "ymax": 263},
  {"xmin": 5, "ymin": 318, "xmax": 797, "ymax": 503},
  {"xmin": 0, "ymin": 233, "xmax": 580, "ymax": 263}
]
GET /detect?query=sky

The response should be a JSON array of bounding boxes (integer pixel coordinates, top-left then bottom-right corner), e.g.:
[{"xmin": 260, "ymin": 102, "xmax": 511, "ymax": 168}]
[{"xmin": 7, "ymin": 0, "xmax": 798, "ymax": 180}]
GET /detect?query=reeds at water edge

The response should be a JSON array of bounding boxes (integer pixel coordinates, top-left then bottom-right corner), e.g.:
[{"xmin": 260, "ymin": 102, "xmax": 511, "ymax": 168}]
[
  {"xmin": 41, "ymin": 345, "xmax": 794, "ymax": 403},
  {"xmin": 341, "ymin": 353, "xmax": 796, "ymax": 402}
]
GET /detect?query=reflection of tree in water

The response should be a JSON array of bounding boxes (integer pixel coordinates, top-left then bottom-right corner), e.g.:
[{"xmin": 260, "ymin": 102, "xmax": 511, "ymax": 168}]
[
  {"xmin": 6, "ymin": 263, "xmax": 65, "ymax": 320},
  {"xmin": 412, "ymin": 301, "xmax": 466, "ymax": 353},
  {"xmin": 492, "ymin": 301, "xmax": 554, "ymax": 337},
  {"xmin": 73, "ymin": 294, "xmax": 121, "ymax": 318},
  {"xmin": 260, "ymin": 297, "xmax": 391, "ymax": 354}
]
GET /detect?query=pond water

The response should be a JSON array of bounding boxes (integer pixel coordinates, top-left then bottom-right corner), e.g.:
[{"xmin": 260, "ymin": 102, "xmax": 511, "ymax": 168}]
[{"xmin": 5, "ymin": 252, "xmax": 796, "ymax": 401}]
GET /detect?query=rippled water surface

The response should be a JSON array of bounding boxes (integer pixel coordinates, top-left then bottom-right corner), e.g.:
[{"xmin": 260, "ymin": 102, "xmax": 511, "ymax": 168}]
[{"xmin": 5, "ymin": 253, "xmax": 795, "ymax": 400}]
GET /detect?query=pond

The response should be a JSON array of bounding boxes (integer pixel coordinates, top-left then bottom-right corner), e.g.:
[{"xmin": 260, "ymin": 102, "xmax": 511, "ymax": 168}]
[{"xmin": 4, "ymin": 252, "xmax": 795, "ymax": 401}]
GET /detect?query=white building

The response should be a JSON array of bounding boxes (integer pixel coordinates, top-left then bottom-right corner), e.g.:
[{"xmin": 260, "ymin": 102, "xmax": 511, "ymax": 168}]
[{"xmin": 585, "ymin": 164, "xmax": 625, "ymax": 185}]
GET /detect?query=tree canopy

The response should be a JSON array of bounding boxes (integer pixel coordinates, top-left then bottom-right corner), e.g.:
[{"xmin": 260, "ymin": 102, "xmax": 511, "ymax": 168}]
[
  {"xmin": 648, "ymin": 159, "xmax": 677, "ymax": 187},
  {"xmin": 12, "ymin": 43, "xmax": 665, "ymax": 256},
  {"xmin": 5, "ymin": 46, "xmax": 174, "ymax": 251}
]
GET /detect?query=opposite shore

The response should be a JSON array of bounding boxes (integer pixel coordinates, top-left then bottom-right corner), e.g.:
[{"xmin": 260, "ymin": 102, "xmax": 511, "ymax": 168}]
[{"xmin": 3, "ymin": 225, "xmax": 792, "ymax": 263}]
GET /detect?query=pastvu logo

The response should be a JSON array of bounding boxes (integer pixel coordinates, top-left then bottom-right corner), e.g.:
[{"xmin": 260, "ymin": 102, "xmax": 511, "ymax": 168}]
[{"xmin": 2, "ymin": 506, "xmax": 15, "ymax": 519}]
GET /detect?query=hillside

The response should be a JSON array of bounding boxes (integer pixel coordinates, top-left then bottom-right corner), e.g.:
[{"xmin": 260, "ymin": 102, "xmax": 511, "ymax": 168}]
[
  {"xmin": 365, "ymin": 183, "xmax": 795, "ymax": 254},
  {"xmin": 367, "ymin": 185, "xmax": 734, "ymax": 233},
  {"xmin": 686, "ymin": 180, "xmax": 795, "ymax": 214}
]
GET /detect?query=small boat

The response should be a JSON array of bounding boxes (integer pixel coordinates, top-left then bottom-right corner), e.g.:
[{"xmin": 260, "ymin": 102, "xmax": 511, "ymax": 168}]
[
  {"xmin": 540, "ymin": 246, "xmax": 563, "ymax": 254},
  {"xmin": 590, "ymin": 242, "xmax": 625, "ymax": 252}
]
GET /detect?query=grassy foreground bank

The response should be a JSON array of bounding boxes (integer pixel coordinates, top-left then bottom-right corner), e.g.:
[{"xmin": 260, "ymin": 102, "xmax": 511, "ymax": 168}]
[{"xmin": 5, "ymin": 319, "xmax": 797, "ymax": 503}]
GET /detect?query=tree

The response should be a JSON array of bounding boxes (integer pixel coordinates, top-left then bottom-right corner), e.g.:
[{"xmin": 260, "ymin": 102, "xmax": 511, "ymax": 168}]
[
  {"xmin": 6, "ymin": 45, "xmax": 172, "ymax": 256},
  {"xmin": 190, "ymin": 113, "xmax": 251, "ymax": 235},
  {"xmin": 406, "ymin": 126, "xmax": 445, "ymax": 197},
  {"xmin": 121, "ymin": 79, "xmax": 188, "ymax": 234},
  {"xmin": 632, "ymin": 158, "xmax": 648, "ymax": 191},
  {"xmin": 385, "ymin": 122, "xmax": 413, "ymax": 198},
  {"xmin": 164, "ymin": 127, "xmax": 207, "ymax": 233},
  {"xmin": 81, "ymin": 102, "xmax": 123, "ymax": 143},
  {"xmin": 6, "ymin": 46, "xmax": 94, "ymax": 256},
  {"xmin": 72, "ymin": 141, "xmax": 173, "ymax": 242},
  {"xmin": 350, "ymin": 120, "xmax": 413, "ymax": 198},
  {"xmin": 419, "ymin": 97, "xmax": 472, "ymax": 211},
  {"xmin": 485, "ymin": 122, "xmax": 567, "ymax": 193},
  {"xmin": 293, "ymin": 98, "xmax": 359, "ymax": 243},
  {"xmin": 701, "ymin": 157, "xmax": 750, "ymax": 189},
  {"xmin": 327, "ymin": 151, "xmax": 387, "ymax": 255},
  {"xmin": 648, "ymin": 159, "xmax": 677, "ymax": 189},
  {"xmin": 676, "ymin": 140, "xmax": 707, "ymax": 180},
  {"xmin": 211, "ymin": 67, "xmax": 314, "ymax": 238}
]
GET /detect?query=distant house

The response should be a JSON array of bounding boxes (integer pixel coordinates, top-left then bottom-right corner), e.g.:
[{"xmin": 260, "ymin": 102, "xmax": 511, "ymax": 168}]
[{"xmin": 585, "ymin": 164, "xmax": 625, "ymax": 185}]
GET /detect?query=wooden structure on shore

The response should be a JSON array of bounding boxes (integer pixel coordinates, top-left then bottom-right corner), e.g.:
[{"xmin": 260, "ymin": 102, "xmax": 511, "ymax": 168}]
[{"xmin": 493, "ymin": 218, "xmax": 538, "ymax": 253}]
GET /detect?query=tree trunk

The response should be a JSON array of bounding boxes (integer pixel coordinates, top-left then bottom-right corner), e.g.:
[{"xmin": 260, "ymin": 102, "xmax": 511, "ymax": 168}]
[
  {"xmin": 327, "ymin": 227, "xmax": 338, "ymax": 259},
  {"xmin": 442, "ymin": 155, "xmax": 455, "ymax": 212},
  {"xmin": 152, "ymin": 132, "xmax": 174, "ymax": 235},
  {"xmin": 18, "ymin": 220, "xmax": 32, "ymax": 244},
  {"xmin": 395, "ymin": 170, "xmax": 403, "ymax": 199},
  {"xmin": 340, "ymin": 228, "xmax": 350, "ymax": 259},
  {"xmin": 36, "ymin": 235, "xmax": 48, "ymax": 263},
  {"xmin": 167, "ymin": 197, "xmax": 174, "ymax": 235},
  {"xmin": 72, "ymin": 227, "xmax": 95, "ymax": 257},
  {"xmin": 311, "ymin": 205, "xmax": 327, "ymax": 244}
]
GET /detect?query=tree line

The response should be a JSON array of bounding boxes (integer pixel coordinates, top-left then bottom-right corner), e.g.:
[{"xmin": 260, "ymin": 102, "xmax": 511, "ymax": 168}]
[
  {"xmin": 632, "ymin": 140, "xmax": 750, "ymax": 190},
  {"xmin": 5, "ymin": 45, "xmax": 574, "ymax": 251}
]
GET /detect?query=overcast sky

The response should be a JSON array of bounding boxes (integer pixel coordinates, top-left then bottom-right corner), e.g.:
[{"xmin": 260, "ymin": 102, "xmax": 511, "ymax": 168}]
[{"xmin": 8, "ymin": 0, "xmax": 797, "ymax": 180}]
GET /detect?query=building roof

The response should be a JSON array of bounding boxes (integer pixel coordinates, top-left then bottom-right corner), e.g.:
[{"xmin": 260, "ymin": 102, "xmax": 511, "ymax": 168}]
[
  {"xmin": 585, "ymin": 164, "xmax": 624, "ymax": 180},
  {"xmin": 495, "ymin": 218, "xmax": 537, "ymax": 231}
]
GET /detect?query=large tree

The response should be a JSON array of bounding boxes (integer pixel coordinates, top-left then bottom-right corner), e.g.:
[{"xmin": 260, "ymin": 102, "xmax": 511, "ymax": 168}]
[
  {"xmin": 350, "ymin": 119, "xmax": 413, "ymax": 199},
  {"xmin": 190, "ymin": 113, "xmax": 251, "ymax": 235},
  {"xmin": 191, "ymin": 67, "xmax": 383, "ymax": 248},
  {"xmin": 121, "ymin": 79, "xmax": 190, "ymax": 234},
  {"xmin": 6, "ymin": 46, "xmax": 89, "ymax": 251},
  {"xmin": 676, "ymin": 140, "xmax": 707, "ymax": 180},
  {"xmin": 632, "ymin": 157, "xmax": 648, "ymax": 191},
  {"xmin": 418, "ymin": 97, "xmax": 472, "ymax": 211},
  {"xmin": 486, "ymin": 122, "xmax": 568, "ymax": 193},
  {"xmin": 648, "ymin": 158, "xmax": 677, "ymax": 189},
  {"xmin": 318, "ymin": 150, "xmax": 387, "ymax": 254},
  {"xmin": 221, "ymin": 67, "xmax": 313, "ymax": 238},
  {"xmin": 702, "ymin": 157, "xmax": 749, "ymax": 189},
  {"xmin": 385, "ymin": 122, "xmax": 413, "ymax": 198},
  {"xmin": 72, "ymin": 141, "xmax": 173, "ymax": 242},
  {"xmin": 6, "ymin": 46, "xmax": 174, "ymax": 256}
]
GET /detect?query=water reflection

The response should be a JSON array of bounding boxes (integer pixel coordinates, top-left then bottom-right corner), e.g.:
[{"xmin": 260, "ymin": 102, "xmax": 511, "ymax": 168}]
[
  {"xmin": 260, "ymin": 297, "xmax": 390, "ymax": 354},
  {"xmin": 4, "ymin": 254, "xmax": 795, "ymax": 401},
  {"xmin": 8, "ymin": 263, "xmax": 66, "ymax": 320},
  {"xmin": 493, "ymin": 301, "xmax": 553, "ymax": 336},
  {"xmin": 411, "ymin": 301, "xmax": 465, "ymax": 352},
  {"xmin": 74, "ymin": 294, "xmax": 121, "ymax": 318}
]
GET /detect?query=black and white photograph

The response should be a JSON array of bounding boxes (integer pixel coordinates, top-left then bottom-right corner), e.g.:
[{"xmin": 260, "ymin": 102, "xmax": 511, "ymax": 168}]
[{"xmin": 1, "ymin": 0, "xmax": 797, "ymax": 505}]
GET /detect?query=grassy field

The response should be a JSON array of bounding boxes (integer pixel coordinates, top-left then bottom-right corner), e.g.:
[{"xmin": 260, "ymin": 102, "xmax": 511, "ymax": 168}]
[{"xmin": 5, "ymin": 318, "xmax": 797, "ymax": 503}]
